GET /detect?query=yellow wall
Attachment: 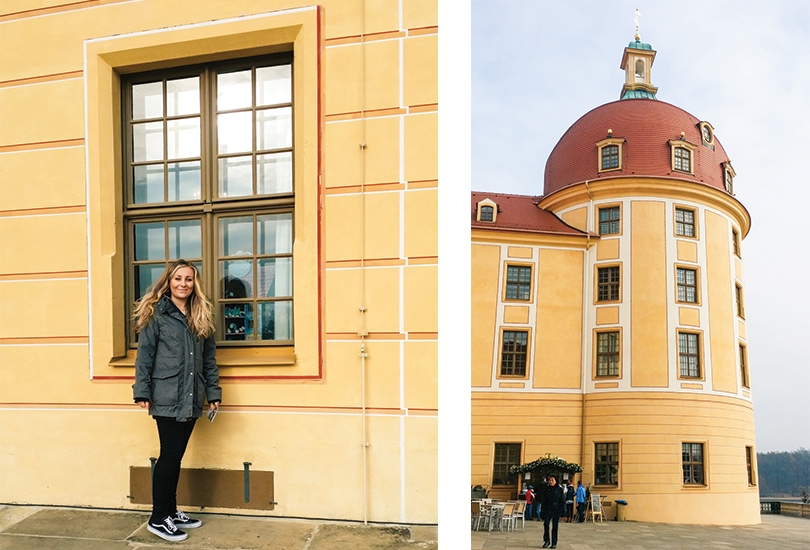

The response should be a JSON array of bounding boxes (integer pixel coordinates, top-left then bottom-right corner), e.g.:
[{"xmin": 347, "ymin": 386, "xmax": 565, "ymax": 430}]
[
  {"xmin": 475, "ymin": 182, "xmax": 758, "ymax": 525},
  {"xmin": 582, "ymin": 392, "xmax": 759, "ymax": 524},
  {"xmin": 0, "ymin": 0, "xmax": 437, "ymax": 524},
  {"xmin": 471, "ymin": 243, "xmax": 500, "ymax": 387},
  {"xmin": 534, "ymin": 249, "xmax": 583, "ymax": 389},
  {"xmin": 630, "ymin": 200, "xmax": 668, "ymax": 387}
]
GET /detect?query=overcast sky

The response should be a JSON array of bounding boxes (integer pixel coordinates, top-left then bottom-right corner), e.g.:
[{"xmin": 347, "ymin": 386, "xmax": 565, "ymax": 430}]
[{"xmin": 470, "ymin": 0, "xmax": 810, "ymax": 453}]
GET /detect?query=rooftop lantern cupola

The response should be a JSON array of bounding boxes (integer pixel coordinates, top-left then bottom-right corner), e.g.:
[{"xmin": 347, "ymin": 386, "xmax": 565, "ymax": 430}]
[{"xmin": 620, "ymin": 9, "xmax": 658, "ymax": 100}]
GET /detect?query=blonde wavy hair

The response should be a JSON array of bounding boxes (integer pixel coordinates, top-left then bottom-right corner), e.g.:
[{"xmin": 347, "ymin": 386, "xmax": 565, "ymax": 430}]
[{"xmin": 132, "ymin": 259, "xmax": 216, "ymax": 339}]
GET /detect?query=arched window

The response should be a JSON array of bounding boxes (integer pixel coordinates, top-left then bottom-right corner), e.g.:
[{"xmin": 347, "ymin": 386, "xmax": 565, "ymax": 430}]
[{"xmin": 634, "ymin": 58, "xmax": 645, "ymax": 82}]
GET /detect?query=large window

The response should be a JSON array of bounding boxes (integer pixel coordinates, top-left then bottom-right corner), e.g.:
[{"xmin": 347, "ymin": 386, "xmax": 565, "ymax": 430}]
[
  {"xmin": 492, "ymin": 443, "xmax": 521, "ymax": 486},
  {"xmin": 682, "ymin": 443, "xmax": 705, "ymax": 485},
  {"xmin": 678, "ymin": 332, "xmax": 701, "ymax": 379},
  {"xmin": 735, "ymin": 284, "xmax": 745, "ymax": 318},
  {"xmin": 505, "ymin": 265, "xmax": 532, "ymax": 301},
  {"xmin": 598, "ymin": 206, "xmax": 621, "ymax": 235},
  {"xmin": 675, "ymin": 208, "xmax": 696, "ymax": 237},
  {"xmin": 500, "ymin": 330, "xmax": 529, "ymax": 377},
  {"xmin": 596, "ymin": 331, "xmax": 620, "ymax": 377},
  {"xmin": 595, "ymin": 442, "xmax": 619, "ymax": 485},
  {"xmin": 597, "ymin": 266, "xmax": 620, "ymax": 302},
  {"xmin": 676, "ymin": 267, "xmax": 698, "ymax": 303},
  {"xmin": 740, "ymin": 344, "xmax": 750, "ymax": 388},
  {"xmin": 124, "ymin": 54, "xmax": 294, "ymax": 346},
  {"xmin": 746, "ymin": 446, "xmax": 756, "ymax": 486}
]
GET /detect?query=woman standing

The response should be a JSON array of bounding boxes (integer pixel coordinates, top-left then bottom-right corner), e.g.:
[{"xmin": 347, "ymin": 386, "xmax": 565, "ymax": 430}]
[{"xmin": 132, "ymin": 259, "xmax": 221, "ymax": 542}]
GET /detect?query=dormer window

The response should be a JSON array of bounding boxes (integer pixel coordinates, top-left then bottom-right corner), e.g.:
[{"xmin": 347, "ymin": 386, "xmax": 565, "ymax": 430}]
[
  {"xmin": 596, "ymin": 136, "xmax": 624, "ymax": 172},
  {"xmin": 669, "ymin": 139, "xmax": 697, "ymax": 175},
  {"xmin": 723, "ymin": 161, "xmax": 736, "ymax": 195},
  {"xmin": 699, "ymin": 121, "xmax": 715, "ymax": 150},
  {"xmin": 476, "ymin": 198, "xmax": 498, "ymax": 223}
]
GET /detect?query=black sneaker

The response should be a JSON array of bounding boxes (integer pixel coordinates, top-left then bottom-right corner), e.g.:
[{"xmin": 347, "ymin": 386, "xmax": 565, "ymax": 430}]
[
  {"xmin": 147, "ymin": 515, "xmax": 188, "ymax": 542},
  {"xmin": 173, "ymin": 510, "xmax": 202, "ymax": 529}
]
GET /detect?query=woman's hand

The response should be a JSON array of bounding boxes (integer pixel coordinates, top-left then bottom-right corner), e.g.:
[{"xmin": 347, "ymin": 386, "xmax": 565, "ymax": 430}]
[{"xmin": 138, "ymin": 401, "xmax": 150, "ymax": 409}]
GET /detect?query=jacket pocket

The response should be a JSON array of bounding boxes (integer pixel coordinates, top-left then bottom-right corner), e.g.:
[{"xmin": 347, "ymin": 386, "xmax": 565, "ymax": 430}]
[{"xmin": 151, "ymin": 371, "xmax": 181, "ymax": 407}]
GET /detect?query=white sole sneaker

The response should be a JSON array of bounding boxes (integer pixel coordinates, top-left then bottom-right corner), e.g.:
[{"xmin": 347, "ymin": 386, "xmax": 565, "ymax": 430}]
[{"xmin": 148, "ymin": 522, "xmax": 189, "ymax": 542}]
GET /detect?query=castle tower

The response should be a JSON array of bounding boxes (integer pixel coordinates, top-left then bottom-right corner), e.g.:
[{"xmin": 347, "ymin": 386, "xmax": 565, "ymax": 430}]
[{"xmin": 471, "ymin": 33, "xmax": 758, "ymax": 524}]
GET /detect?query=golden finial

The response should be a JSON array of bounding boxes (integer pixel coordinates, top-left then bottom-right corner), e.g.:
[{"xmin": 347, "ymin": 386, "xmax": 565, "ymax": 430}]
[{"xmin": 634, "ymin": 8, "xmax": 641, "ymax": 41}]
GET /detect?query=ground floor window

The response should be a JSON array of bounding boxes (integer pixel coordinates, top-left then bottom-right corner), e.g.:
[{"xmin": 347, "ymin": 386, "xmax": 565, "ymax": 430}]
[
  {"xmin": 746, "ymin": 446, "xmax": 756, "ymax": 486},
  {"xmin": 492, "ymin": 443, "xmax": 522, "ymax": 486},
  {"xmin": 682, "ymin": 443, "xmax": 705, "ymax": 485},
  {"xmin": 594, "ymin": 442, "xmax": 619, "ymax": 485}
]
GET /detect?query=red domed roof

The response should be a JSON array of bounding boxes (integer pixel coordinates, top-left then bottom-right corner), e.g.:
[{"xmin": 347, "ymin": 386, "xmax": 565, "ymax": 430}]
[{"xmin": 543, "ymin": 99, "xmax": 731, "ymax": 196}]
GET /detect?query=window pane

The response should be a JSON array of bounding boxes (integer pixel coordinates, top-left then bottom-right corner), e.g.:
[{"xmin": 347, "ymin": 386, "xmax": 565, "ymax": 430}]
[
  {"xmin": 219, "ymin": 155, "xmax": 253, "ymax": 198},
  {"xmin": 167, "ymin": 219, "xmax": 201, "ymax": 259},
  {"xmin": 218, "ymin": 70, "xmax": 253, "ymax": 111},
  {"xmin": 259, "ymin": 300, "xmax": 292, "ymax": 341},
  {"xmin": 132, "ymin": 81, "xmax": 163, "ymax": 120},
  {"xmin": 166, "ymin": 77, "xmax": 200, "ymax": 116},
  {"xmin": 258, "ymin": 213, "xmax": 293, "ymax": 255},
  {"xmin": 167, "ymin": 117, "xmax": 200, "ymax": 159},
  {"xmin": 218, "ymin": 111, "xmax": 253, "ymax": 154},
  {"xmin": 257, "ymin": 106, "xmax": 292, "ymax": 150},
  {"xmin": 132, "ymin": 121, "xmax": 164, "ymax": 162},
  {"xmin": 134, "ymin": 263, "xmax": 167, "ymax": 301},
  {"xmin": 133, "ymin": 164, "xmax": 164, "ymax": 204},
  {"xmin": 258, "ymin": 257, "xmax": 292, "ymax": 297},
  {"xmin": 222, "ymin": 303, "xmax": 253, "ymax": 340},
  {"xmin": 256, "ymin": 65, "xmax": 291, "ymax": 106},
  {"xmin": 167, "ymin": 161, "xmax": 201, "ymax": 202},
  {"xmin": 134, "ymin": 222, "xmax": 165, "ymax": 260},
  {"xmin": 257, "ymin": 152, "xmax": 293, "ymax": 195},
  {"xmin": 219, "ymin": 216, "xmax": 254, "ymax": 256},
  {"xmin": 220, "ymin": 259, "xmax": 253, "ymax": 298}
]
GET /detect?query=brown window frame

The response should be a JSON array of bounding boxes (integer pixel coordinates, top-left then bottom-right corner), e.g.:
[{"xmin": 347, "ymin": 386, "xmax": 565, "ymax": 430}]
[
  {"xmin": 682, "ymin": 442, "xmax": 706, "ymax": 485},
  {"xmin": 492, "ymin": 442, "xmax": 522, "ymax": 487},
  {"xmin": 504, "ymin": 264, "xmax": 532, "ymax": 301},
  {"xmin": 596, "ymin": 265, "xmax": 620, "ymax": 302},
  {"xmin": 676, "ymin": 267, "xmax": 699, "ymax": 304},
  {"xmin": 595, "ymin": 330, "xmax": 620, "ymax": 377},
  {"xmin": 122, "ymin": 53, "xmax": 296, "ymax": 348},
  {"xmin": 594, "ymin": 442, "xmax": 619, "ymax": 486},
  {"xmin": 598, "ymin": 205, "xmax": 621, "ymax": 235},
  {"xmin": 500, "ymin": 329, "xmax": 529, "ymax": 378},
  {"xmin": 678, "ymin": 331, "xmax": 702, "ymax": 379},
  {"xmin": 739, "ymin": 343, "xmax": 750, "ymax": 388},
  {"xmin": 675, "ymin": 207, "xmax": 696, "ymax": 238},
  {"xmin": 746, "ymin": 446, "xmax": 756, "ymax": 486}
]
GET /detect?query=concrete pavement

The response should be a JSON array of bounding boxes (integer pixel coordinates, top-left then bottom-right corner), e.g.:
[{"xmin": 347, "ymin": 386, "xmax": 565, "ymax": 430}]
[
  {"xmin": 0, "ymin": 505, "xmax": 438, "ymax": 550},
  {"xmin": 471, "ymin": 514, "xmax": 810, "ymax": 549}
]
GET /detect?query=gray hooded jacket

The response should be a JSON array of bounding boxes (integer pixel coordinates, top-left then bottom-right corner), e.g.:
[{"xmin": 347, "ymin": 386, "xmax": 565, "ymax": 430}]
[{"xmin": 132, "ymin": 295, "xmax": 222, "ymax": 419}]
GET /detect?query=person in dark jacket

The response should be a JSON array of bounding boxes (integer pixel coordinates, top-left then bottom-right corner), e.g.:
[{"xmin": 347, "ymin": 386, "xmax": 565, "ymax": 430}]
[
  {"xmin": 540, "ymin": 475, "xmax": 566, "ymax": 548},
  {"xmin": 565, "ymin": 481, "xmax": 575, "ymax": 522},
  {"xmin": 133, "ymin": 259, "xmax": 221, "ymax": 542}
]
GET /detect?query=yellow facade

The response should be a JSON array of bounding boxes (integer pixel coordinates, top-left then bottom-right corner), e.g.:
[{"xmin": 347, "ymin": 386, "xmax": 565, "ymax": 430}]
[
  {"xmin": 472, "ymin": 118, "xmax": 758, "ymax": 525},
  {"xmin": 0, "ymin": 0, "xmax": 437, "ymax": 524}
]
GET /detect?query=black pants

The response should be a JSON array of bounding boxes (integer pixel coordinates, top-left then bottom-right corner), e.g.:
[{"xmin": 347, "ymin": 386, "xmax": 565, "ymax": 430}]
[
  {"xmin": 543, "ymin": 514, "xmax": 560, "ymax": 545},
  {"xmin": 151, "ymin": 416, "xmax": 196, "ymax": 523}
]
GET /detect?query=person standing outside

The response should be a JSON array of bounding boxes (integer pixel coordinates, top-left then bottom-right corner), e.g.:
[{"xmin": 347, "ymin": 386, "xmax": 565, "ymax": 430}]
[
  {"xmin": 540, "ymin": 475, "xmax": 565, "ymax": 549},
  {"xmin": 576, "ymin": 480, "xmax": 587, "ymax": 523},
  {"xmin": 565, "ymin": 480, "xmax": 575, "ymax": 522},
  {"xmin": 133, "ymin": 259, "xmax": 222, "ymax": 542},
  {"xmin": 525, "ymin": 485, "xmax": 536, "ymax": 520}
]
